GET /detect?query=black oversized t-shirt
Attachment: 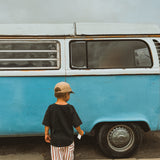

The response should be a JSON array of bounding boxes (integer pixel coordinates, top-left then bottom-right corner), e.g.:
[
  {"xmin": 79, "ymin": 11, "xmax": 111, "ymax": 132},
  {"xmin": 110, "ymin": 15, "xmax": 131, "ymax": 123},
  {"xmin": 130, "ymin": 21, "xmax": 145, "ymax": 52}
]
[{"xmin": 42, "ymin": 103, "xmax": 82, "ymax": 147}]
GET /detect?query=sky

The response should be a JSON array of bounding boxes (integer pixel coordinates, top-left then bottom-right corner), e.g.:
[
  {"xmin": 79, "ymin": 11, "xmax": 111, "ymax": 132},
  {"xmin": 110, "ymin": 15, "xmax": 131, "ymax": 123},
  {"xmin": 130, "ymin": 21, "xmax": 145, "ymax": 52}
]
[{"xmin": 0, "ymin": 0, "xmax": 159, "ymax": 27}]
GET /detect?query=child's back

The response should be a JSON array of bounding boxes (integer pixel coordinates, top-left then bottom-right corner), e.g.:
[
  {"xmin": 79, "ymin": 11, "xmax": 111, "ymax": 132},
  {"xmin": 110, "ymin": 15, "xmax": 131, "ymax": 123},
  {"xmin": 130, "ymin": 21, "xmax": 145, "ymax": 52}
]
[
  {"xmin": 43, "ymin": 103, "xmax": 82, "ymax": 147},
  {"xmin": 42, "ymin": 82, "xmax": 84, "ymax": 160}
]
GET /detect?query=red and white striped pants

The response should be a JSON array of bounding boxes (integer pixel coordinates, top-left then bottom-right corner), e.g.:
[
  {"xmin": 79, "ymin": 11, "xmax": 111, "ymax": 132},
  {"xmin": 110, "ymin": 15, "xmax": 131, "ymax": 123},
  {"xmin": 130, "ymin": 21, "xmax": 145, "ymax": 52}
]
[{"xmin": 51, "ymin": 142, "xmax": 74, "ymax": 160}]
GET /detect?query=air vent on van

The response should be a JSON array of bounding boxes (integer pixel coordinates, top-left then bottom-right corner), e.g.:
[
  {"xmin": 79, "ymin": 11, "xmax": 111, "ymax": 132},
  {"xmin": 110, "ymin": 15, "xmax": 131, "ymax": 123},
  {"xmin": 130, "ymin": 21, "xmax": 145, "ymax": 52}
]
[{"xmin": 153, "ymin": 40, "xmax": 160, "ymax": 66}]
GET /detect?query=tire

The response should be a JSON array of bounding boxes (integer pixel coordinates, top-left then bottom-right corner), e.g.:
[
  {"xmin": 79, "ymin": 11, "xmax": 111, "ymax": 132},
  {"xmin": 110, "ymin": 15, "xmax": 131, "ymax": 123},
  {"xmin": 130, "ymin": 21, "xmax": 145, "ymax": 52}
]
[{"xmin": 97, "ymin": 123, "xmax": 142, "ymax": 158}]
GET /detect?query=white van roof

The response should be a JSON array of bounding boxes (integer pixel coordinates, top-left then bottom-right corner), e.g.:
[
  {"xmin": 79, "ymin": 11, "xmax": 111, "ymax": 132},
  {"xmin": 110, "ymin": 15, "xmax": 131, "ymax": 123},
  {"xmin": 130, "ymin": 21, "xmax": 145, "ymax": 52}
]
[
  {"xmin": 0, "ymin": 23, "xmax": 159, "ymax": 36},
  {"xmin": 0, "ymin": 23, "xmax": 75, "ymax": 36},
  {"xmin": 76, "ymin": 23, "xmax": 160, "ymax": 35}
]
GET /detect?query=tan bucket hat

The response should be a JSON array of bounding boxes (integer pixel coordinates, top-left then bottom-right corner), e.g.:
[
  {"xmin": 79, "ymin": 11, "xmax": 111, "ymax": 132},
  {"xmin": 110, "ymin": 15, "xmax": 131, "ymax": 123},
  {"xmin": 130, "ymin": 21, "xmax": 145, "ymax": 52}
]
[{"xmin": 54, "ymin": 82, "xmax": 74, "ymax": 94}]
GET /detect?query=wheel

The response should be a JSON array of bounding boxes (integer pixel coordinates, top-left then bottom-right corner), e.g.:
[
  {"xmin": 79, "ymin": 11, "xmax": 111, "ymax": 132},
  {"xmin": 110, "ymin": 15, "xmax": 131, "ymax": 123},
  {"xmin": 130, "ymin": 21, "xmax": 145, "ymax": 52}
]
[{"xmin": 97, "ymin": 123, "xmax": 142, "ymax": 158}]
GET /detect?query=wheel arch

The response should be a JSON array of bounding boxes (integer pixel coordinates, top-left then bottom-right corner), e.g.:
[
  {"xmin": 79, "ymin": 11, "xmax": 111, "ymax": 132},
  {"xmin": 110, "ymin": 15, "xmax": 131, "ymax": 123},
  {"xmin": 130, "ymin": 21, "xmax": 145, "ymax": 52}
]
[{"xmin": 90, "ymin": 121, "xmax": 150, "ymax": 136}]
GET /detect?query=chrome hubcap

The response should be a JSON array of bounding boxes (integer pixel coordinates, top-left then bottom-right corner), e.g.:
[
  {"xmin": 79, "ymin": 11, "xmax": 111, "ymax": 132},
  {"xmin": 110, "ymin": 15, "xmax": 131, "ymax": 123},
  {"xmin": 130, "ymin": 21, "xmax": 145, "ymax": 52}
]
[{"xmin": 107, "ymin": 125, "xmax": 135, "ymax": 152}]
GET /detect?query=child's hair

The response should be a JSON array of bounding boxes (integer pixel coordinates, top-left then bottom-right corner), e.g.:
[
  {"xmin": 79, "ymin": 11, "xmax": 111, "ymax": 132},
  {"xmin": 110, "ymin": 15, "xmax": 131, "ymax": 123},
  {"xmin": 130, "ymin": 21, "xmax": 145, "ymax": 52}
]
[
  {"xmin": 54, "ymin": 87, "xmax": 67, "ymax": 99},
  {"xmin": 54, "ymin": 92, "xmax": 66, "ymax": 98}
]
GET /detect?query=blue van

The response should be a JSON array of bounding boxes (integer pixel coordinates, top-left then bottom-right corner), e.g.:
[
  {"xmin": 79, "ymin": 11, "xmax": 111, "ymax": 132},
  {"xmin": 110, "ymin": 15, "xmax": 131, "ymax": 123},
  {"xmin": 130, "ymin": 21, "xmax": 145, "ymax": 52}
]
[{"xmin": 0, "ymin": 23, "xmax": 160, "ymax": 158}]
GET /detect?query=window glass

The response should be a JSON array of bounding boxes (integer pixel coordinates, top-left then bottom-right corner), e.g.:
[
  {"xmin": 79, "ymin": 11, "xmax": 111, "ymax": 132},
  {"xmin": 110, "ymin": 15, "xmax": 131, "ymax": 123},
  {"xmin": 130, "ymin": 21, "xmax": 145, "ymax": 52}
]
[
  {"xmin": 70, "ymin": 40, "xmax": 152, "ymax": 69},
  {"xmin": 0, "ymin": 40, "xmax": 60, "ymax": 70},
  {"xmin": 87, "ymin": 40, "xmax": 151, "ymax": 69},
  {"xmin": 134, "ymin": 48, "xmax": 152, "ymax": 67},
  {"xmin": 0, "ymin": 60, "xmax": 57, "ymax": 68},
  {"xmin": 0, "ymin": 42, "xmax": 57, "ymax": 50},
  {"xmin": 0, "ymin": 52, "xmax": 57, "ymax": 59},
  {"xmin": 70, "ymin": 41, "xmax": 87, "ymax": 68}
]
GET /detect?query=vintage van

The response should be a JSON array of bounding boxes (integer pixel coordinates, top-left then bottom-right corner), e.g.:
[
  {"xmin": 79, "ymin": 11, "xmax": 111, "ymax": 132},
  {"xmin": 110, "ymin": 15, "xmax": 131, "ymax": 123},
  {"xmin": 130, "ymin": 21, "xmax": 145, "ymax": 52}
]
[{"xmin": 0, "ymin": 23, "xmax": 159, "ymax": 158}]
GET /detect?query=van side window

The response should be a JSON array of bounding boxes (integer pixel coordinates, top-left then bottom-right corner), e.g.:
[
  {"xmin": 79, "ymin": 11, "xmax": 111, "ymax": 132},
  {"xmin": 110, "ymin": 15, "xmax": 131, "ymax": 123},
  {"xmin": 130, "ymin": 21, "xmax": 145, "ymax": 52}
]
[
  {"xmin": 70, "ymin": 41, "xmax": 87, "ymax": 68},
  {"xmin": 0, "ymin": 40, "xmax": 60, "ymax": 70},
  {"xmin": 70, "ymin": 40, "xmax": 152, "ymax": 69}
]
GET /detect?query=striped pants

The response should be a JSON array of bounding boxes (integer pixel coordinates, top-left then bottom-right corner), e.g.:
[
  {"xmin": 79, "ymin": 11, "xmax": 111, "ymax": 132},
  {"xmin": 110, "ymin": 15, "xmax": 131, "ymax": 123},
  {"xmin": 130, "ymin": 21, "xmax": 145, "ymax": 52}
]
[{"xmin": 51, "ymin": 142, "xmax": 74, "ymax": 160}]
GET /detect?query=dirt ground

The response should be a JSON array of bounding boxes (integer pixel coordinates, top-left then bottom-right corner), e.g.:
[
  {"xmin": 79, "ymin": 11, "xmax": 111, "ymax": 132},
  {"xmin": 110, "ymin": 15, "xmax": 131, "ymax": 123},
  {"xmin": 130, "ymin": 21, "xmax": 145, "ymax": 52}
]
[{"xmin": 0, "ymin": 131, "xmax": 160, "ymax": 160}]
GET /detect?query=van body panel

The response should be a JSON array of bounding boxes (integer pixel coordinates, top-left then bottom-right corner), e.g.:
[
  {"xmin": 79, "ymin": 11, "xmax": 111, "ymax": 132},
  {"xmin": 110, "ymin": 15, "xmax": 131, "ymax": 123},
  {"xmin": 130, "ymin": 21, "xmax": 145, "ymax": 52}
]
[
  {"xmin": 1, "ymin": 75, "xmax": 159, "ymax": 135},
  {"xmin": 0, "ymin": 76, "xmax": 65, "ymax": 135},
  {"xmin": 66, "ymin": 75, "xmax": 160, "ymax": 131}
]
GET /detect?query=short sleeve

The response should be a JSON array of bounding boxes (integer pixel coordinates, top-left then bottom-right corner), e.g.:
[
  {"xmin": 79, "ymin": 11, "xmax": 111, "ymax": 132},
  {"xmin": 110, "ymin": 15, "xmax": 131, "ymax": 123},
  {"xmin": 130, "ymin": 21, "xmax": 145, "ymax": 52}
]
[
  {"xmin": 42, "ymin": 106, "xmax": 51, "ymax": 127},
  {"xmin": 72, "ymin": 106, "xmax": 82, "ymax": 128}
]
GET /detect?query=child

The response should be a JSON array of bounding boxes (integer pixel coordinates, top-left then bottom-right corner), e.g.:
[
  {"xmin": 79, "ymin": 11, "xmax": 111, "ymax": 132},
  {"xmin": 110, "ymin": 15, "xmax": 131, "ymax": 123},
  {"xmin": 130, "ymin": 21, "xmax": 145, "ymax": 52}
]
[{"xmin": 42, "ymin": 81, "xmax": 84, "ymax": 160}]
